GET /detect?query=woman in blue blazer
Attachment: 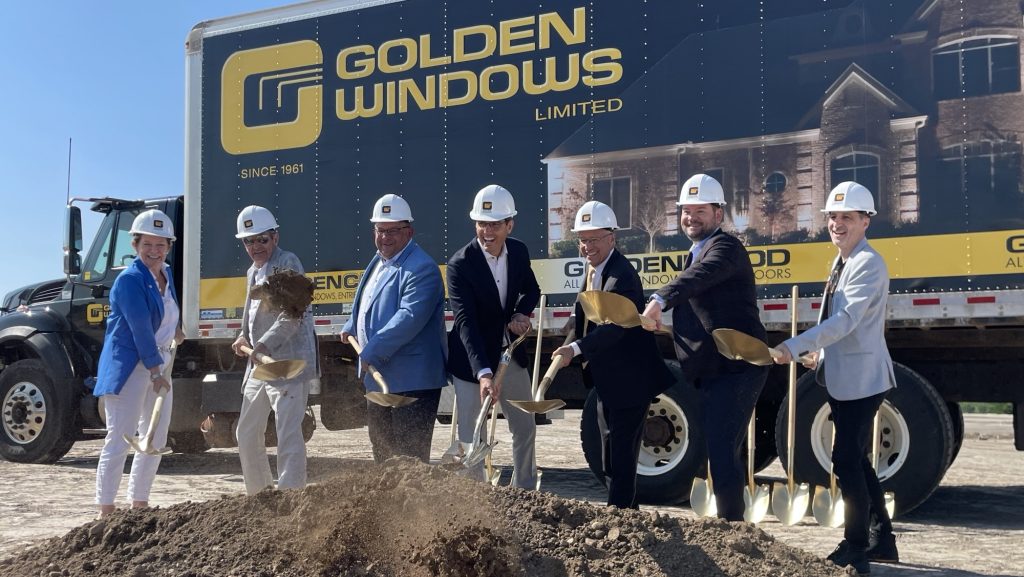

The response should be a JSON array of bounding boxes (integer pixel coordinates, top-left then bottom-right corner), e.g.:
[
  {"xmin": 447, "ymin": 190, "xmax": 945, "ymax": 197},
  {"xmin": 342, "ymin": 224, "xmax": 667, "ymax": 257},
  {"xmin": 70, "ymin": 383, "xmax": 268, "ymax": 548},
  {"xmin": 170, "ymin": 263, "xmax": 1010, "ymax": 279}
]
[{"xmin": 94, "ymin": 209, "xmax": 182, "ymax": 518}]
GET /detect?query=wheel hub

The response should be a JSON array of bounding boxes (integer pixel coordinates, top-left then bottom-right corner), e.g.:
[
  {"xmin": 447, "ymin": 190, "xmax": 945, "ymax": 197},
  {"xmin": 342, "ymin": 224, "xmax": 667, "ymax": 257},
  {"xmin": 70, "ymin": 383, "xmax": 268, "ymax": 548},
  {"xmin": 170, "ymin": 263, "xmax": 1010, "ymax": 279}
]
[
  {"xmin": 637, "ymin": 394, "xmax": 689, "ymax": 476},
  {"xmin": 2, "ymin": 382, "xmax": 47, "ymax": 444}
]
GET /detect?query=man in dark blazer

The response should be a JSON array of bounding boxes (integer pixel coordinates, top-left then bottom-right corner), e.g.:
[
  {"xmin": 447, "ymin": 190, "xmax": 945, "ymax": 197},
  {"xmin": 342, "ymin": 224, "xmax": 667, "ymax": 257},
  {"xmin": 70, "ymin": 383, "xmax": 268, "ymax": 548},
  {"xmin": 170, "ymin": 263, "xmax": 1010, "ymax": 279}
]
[
  {"xmin": 447, "ymin": 184, "xmax": 541, "ymax": 489},
  {"xmin": 553, "ymin": 200, "xmax": 674, "ymax": 508},
  {"xmin": 641, "ymin": 173, "xmax": 769, "ymax": 522}
]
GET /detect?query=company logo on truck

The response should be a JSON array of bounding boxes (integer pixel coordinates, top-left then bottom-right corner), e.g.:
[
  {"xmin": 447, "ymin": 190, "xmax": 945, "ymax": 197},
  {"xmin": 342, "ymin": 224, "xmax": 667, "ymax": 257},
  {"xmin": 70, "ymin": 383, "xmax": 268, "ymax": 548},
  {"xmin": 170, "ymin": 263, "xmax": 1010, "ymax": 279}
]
[
  {"xmin": 221, "ymin": 40, "xmax": 324, "ymax": 154},
  {"xmin": 220, "ymin": 7, "xmax": 622, "ymax": 155}
]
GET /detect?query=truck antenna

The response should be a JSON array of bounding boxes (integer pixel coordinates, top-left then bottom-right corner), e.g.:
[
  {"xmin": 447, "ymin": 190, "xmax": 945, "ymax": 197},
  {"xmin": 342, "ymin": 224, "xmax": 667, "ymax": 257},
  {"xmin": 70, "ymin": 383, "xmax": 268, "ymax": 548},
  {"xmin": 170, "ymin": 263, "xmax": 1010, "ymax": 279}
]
[{"xmin": 66, "ymin": 137, "xmax": 72, "ymax": 203}]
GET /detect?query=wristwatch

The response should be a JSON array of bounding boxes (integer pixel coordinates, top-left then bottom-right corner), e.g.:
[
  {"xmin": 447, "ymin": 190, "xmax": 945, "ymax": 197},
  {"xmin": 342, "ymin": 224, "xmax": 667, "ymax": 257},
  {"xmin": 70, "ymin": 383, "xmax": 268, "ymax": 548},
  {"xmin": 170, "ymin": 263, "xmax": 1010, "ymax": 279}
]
[{"xmin": 149, "ymin": 372, "xmax": 162, "ymax": 382}]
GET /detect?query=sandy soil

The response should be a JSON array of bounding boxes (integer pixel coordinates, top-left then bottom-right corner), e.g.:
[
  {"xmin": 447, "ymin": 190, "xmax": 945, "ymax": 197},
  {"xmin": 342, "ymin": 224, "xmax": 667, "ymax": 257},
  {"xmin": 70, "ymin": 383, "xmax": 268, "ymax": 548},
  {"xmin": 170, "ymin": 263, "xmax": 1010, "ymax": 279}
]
[{"xmin": 0, "ymin": 412, "xmax": 1020, "ymax": 576}]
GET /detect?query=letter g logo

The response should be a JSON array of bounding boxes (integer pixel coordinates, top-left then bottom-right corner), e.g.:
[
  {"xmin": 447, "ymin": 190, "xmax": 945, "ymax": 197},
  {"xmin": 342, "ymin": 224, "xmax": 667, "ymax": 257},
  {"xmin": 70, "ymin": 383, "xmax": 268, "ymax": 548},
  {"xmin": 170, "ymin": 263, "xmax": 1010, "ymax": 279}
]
[{"xmin": 221, "ymin": 40, "xmax": 323, "ymax": 155}]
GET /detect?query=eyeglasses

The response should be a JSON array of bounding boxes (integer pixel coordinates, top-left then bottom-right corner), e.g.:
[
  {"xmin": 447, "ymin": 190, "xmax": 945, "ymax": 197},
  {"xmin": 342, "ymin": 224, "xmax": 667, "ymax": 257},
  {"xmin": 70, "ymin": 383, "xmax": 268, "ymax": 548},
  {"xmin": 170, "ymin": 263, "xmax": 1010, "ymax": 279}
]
[
  {"xmin": 578, "ymin": 233, "xmax": 613, "ymax": 246},
  {"xmin": 242, "ymin": 234, "xmax": 273, "ymax": 246},
  {"xmin": 373, "ymin": 225, "xmax": 410, "ymax": 238},
  {"xmin": 475, "ymin": 220, "xmax": 510, "ymax": 230}
]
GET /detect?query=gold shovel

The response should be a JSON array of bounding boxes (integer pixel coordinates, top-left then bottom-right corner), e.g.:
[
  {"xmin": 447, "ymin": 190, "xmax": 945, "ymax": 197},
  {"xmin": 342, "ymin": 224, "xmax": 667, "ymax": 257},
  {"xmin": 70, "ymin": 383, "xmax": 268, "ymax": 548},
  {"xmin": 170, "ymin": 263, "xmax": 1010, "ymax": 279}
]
[
  {"xmin": 743, "ymin": 412, "xmax": 771, "ymax": 524},
  {"xmin": 123, "ymin": 342, "xmax": 176, "ymax": 456},
  {"xmin": 812, "ymin": 421, "xmax": 844, "ymax": 527},
  {"xmin": 483, "ymin": 401, "xmax": 502, "ymax": 486},
  {"xmin": 712, "ymin": 328, "xmax": 813, "ymax": 366},
  {"xmin": 345, "ymin": 337, "xmax": 416, "ymax": 408},
  {"xmin": 506, "ymin": 329, "xmax": 571, "ymax": 415},
  {"xmin": 690, "ymin": 459, "xmax": 717, "ymax": 517},
  {"xmin": 239, "ymin": 345, "xmax": 306, "ymax": 381},
  {"xmin": 577, "ymin": 290, "xmax": 659, "ymax": 331},
  {"xmin": 772, "ymin": 286, "xmax": 811, "ymax": 526}
]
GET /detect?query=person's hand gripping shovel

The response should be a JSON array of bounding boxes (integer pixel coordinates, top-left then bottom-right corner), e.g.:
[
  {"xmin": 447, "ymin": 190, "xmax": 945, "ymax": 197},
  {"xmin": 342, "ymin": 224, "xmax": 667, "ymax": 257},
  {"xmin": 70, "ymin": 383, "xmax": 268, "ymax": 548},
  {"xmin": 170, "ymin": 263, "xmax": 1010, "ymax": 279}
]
[
  {"xmin": 238, "ymin": 345, "xmax": 307, "ymax": 381},
  {"xmin": 345, "ymin": 337, "xmax": 416, "ymax": 408},
  {"xmin": 123, "ymin": 342, "xmax": 177, "ymax": 456}
]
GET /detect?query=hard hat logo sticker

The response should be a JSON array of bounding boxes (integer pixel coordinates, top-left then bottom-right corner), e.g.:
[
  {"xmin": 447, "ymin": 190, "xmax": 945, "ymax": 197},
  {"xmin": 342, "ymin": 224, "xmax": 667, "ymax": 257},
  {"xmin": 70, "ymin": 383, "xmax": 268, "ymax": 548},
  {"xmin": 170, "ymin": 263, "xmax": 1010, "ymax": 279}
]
[
  {"xmin": 835, "ymin": 193, "xmax": 845, "ymax": 202},
  {"xmin": 582, "ymin": 214, "xmax": 592, "ymax": 223},
  {"xmin": 483, "ymin": 201, "xmax": 493, "ymax": 210},
  {"xmin": 153, "ymin": 220, "xmax": 164, "ymax": 229},
  {"xmin": 383, "ymin": 206, "xmax": 392, "ymax": 214},
  {"xmin": 244, "ymin": 219, "xmax": 254, "ymax": 229},
  {"xmin": 689, "ymin": 187, "xmax": 699, "ymax": 196}
]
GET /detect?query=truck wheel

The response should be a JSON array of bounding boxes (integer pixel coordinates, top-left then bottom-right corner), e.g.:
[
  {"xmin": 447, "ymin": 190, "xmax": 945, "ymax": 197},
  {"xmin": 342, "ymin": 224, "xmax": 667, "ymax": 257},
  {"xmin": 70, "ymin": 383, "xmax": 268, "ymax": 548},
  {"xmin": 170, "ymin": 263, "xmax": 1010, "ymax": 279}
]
[
  {"xmin": 946, "ymin": 402, "xmax": 964, "ymax": 469},
  {"xmin": 167, "ymin": 431, "xmax": 209, "ymax": 454},
  {"xmin": 580, "ymin": 378, "xmax": 704, "ymax": 505},
  {"xmin": 0, "ymin": 360, "xmax": 77, "ymax": 463},
  {"xmin": 776, "ymin": 363, "xmax": 954, "ymax": 515}
]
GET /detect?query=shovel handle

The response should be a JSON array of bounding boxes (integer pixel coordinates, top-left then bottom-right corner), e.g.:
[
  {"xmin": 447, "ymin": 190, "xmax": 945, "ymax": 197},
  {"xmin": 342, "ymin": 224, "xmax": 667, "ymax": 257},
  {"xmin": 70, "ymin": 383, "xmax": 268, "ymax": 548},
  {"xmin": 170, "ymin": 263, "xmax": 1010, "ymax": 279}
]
[
  {"xmin": 239, "ymin": 345, "xmax": 277, "ymax": 365},
  {"xmin": 345, "ymin": 336, "xmax": 391, "ymax": 393},
  {"xmin": 534, "ymin": 355, "xmax": 564, "ymax": 401}
]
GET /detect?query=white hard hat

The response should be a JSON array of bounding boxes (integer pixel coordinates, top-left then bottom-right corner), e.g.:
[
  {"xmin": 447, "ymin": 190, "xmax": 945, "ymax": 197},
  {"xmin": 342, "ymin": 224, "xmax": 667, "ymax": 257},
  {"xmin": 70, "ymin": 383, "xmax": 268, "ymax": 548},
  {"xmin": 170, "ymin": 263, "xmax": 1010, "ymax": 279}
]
[
  {"xmin": 572, "ymin": 200, "xmax": 619, "ymax": 232},
  {"xmin": 822, "ymin": 181, "xmax": 876, "ymax": 215},
  {"xmin": 469, "ymin": 184, "xmax": 517, "ymax": 221},
  {"xmin": 129, "ymin": 209, "xmax": 176, "ymax": 241},
  {"xmin": 371, "ymin": 194, "xmax": 414, "ymax": 223},
  {"xmin": 235, "ymin": 205, "xmax": 279, "ymax": 238},
  {"xmin": 678, "ymin": 173, "xmax": 727, "ymax": 206}
]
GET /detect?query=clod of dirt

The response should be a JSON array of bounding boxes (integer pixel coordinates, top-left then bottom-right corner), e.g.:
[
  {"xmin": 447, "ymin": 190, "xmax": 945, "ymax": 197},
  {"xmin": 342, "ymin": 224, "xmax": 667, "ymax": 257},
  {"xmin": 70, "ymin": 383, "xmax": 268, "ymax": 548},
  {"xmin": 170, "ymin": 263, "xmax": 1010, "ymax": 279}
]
[
  {"xmin": 250, "ymin": 268, "xmax": 314, "ymax": 319},
  {"xmin": 0, "ymin": 458, "xmax": 848, "ymax": 577}
]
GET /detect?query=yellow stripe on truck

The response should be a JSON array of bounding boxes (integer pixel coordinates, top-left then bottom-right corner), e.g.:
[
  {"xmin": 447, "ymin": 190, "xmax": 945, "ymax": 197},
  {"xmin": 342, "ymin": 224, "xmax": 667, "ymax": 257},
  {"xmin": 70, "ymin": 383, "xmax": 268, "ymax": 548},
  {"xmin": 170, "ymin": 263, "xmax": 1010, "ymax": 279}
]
[{"xmin": 199, "ymin": 229, "xmax": 1024, "ymax": 309}]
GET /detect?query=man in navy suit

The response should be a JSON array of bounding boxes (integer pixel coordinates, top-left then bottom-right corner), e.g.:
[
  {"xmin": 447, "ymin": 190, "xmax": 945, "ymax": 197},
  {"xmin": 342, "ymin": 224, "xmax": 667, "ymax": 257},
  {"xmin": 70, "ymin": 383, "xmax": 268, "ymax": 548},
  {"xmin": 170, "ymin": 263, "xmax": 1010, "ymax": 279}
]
[
  {"xmin": 341, "ymin": 194, "xmax": 447, "ymax": 463},
  {"xmin": 447, "ymin": 184, "xmax": 541, "ymax": 489},
  {"xmin": 641, "ymin": 173, "xmax": 769, "ymax": 522},
  {"xmin": 553, "ymin": 201, "xmax": 674, "ymax": 508}
]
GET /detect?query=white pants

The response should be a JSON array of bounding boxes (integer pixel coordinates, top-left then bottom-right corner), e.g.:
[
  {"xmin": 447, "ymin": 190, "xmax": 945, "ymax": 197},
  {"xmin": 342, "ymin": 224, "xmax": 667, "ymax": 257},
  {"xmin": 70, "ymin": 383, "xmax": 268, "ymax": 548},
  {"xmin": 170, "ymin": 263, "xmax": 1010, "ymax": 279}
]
[
  {"xmin": 453, "ymin": 359, "xmax": 537, "ymax": 489},
  {"xmin": 236, "ymin": 378, "xmax": 309, "ymax": 495},
  {"xmin": 95, "ymin": 362, "xmax": 173, "ymax": 505}
]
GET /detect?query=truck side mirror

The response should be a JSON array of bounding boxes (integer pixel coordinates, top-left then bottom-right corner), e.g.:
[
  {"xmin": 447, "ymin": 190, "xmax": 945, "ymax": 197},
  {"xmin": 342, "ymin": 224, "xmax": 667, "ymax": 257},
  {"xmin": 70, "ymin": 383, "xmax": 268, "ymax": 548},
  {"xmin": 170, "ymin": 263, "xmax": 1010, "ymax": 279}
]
[{"xmin": 64, "ymin": 205, "xmax": 83, "ymax": 276}]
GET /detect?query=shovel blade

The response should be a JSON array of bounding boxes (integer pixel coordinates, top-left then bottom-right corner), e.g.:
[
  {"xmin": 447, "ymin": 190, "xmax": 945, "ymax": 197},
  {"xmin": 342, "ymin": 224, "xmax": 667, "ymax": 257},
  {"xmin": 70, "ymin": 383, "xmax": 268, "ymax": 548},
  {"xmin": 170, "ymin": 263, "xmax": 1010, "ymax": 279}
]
[
  {"xmin": 253, "ymin": 359, "xmax": 306, "ymax": 381},
  {"xmin": 365, "ymin": 392, "xmax": 417, "ymax": 408},
  {"xmin": 771, "ymin": 481, "xmax": 810, "ymax": 526},
  {"xmin": 884, "ymin": 491, "xmax": 896, "ymax": 519},
  {"xmin": 506, "ymin": 399, "xmax": 566, "ymax": 414},
  {"xmin": 812, "ymin": 485, "xmax": 845, "ymax": 528},
  {"xmin": 689, "ymin": 478, "xmax": 718, "ymax": 518},
  {"xmin": 578, "ymin": 291, "xmax": 645, "ymax": 329},
  {"xmin": 743, "ymin": 484, "xmax": 771, "ymax": 524},
  {"xmin": 461, "ymin": 441, "xmax": 496, "ymax": 469},
  {"xmin": 711, "ymin": 329, "xmax": 774, "ymax": 366},
  {"xmin": 123, "ymin": 434, "xmax": 146, "ymax": 453}
]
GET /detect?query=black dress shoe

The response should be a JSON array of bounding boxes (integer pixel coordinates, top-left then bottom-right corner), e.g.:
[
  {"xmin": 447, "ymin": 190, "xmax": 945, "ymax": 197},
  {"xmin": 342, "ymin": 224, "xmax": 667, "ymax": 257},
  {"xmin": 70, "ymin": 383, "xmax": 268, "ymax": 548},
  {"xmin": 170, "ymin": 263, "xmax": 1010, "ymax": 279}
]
[
  {"xmin": 866, "ymin": 530, "xmax": 899, "ymax": 563},
  {"xmin": 827, "ymin": 541, "xmax": 870, "ymax": 575}
]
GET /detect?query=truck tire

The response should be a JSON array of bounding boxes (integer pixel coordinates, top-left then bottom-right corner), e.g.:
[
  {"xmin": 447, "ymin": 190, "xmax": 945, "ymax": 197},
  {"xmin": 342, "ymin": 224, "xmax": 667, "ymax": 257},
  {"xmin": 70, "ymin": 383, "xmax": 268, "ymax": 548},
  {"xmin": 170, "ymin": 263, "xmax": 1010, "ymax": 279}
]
[
  {"xmin": 581, "ymin": 378, "xmax": 704, "ymax": 505},
  {"xmin": 0, "ymin": 360, "xmax": 77, "ymax": 463},
  {"xmin": 775, "ymin": 363, "xmax": 954, "ymax": 515},
  {"xmin": 167, "ymin": 431, "xmax": 209, "ymax": 454},
  {"xmin": 946, "ymin": 402, "xmax": 964, "ymax": 470}
]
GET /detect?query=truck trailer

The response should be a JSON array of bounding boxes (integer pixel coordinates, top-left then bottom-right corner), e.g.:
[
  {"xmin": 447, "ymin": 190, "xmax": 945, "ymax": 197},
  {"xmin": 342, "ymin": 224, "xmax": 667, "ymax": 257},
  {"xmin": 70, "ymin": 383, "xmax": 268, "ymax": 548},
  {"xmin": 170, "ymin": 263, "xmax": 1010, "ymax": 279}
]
[{"xmin": 2, "ymin": 0, "xmax": 1023, "ymax": 515}]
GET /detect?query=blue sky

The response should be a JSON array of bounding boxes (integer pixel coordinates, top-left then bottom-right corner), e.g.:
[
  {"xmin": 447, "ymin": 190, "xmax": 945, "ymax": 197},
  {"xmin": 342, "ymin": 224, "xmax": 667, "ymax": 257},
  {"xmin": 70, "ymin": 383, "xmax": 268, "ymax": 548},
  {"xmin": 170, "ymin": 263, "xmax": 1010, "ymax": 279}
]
[{"xmin": 0, "ymin": 1, "xmax": 288, "ymax": 297}]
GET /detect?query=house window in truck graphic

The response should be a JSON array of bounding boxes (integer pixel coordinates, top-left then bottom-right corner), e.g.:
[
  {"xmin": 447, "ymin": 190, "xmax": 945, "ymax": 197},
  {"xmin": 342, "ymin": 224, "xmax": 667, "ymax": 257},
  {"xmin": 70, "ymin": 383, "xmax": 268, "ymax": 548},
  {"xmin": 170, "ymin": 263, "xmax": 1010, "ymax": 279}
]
[
  {"xmin": 220, "ymin": 40, "xmax": 324, "ymax": 155},
  {"xmin": 933, "ymin": 37, "xmax": 1020, "ymax": 100}
]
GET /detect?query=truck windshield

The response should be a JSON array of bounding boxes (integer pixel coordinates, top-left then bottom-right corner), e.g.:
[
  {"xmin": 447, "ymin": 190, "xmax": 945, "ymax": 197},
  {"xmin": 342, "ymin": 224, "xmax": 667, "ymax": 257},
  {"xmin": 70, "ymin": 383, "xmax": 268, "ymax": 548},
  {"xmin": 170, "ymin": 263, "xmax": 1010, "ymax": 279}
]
[{"xmin": 80, "ymin": 210, "xmax": 140, "ymax": 282}]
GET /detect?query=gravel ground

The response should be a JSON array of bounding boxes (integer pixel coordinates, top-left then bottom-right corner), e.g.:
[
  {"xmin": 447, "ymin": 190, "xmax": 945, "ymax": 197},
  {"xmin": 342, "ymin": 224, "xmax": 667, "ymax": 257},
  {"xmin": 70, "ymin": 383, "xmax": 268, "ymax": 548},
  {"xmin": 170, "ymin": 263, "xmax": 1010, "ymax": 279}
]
[{"xmin": 0, "ymin": 412, "xmax": 1020, "ymax": 576}]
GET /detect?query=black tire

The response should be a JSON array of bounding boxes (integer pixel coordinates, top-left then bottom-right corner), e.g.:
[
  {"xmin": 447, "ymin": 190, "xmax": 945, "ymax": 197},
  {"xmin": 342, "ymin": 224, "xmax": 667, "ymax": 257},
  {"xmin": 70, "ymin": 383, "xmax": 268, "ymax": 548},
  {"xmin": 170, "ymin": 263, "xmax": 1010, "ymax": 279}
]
[
  {"xmin": 775, "ymin": 363, "xmax": 954, "ymax": 515},
  {"xmin": 946, "ymin": 402, "xmax": 964, "ymax": 470},
  {"xmin": 167, "ymin": 431, "xmax": 209, "ymax": 454},
  {"xmin": 0, "ymin": 360, "xmax": 77, "ymax": 463},
  {"xmin": 580, "ymin": 375, "xmax": 705, "ymax": 505}
]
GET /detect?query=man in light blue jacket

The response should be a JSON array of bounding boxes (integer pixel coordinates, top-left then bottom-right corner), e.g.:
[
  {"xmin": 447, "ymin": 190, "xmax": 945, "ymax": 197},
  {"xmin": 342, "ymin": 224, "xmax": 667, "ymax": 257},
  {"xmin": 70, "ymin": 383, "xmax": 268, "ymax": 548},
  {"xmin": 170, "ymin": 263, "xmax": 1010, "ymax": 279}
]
[
  {"xmin": 341, "ymin": 194, "xmax": 447, "ymax": 463},
  {"xmin": 775, "ymin": 182, "xmax": 899, "ymax": 575}
]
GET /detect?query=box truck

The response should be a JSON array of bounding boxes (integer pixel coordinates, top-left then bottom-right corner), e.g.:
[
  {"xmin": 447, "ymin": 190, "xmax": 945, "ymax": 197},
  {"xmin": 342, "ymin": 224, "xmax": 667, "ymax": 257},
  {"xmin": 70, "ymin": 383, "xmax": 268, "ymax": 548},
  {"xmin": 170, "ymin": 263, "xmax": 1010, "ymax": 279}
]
[{"xmin": 2, "ymin": 0, "xmax": 1022, "ymax": 514}]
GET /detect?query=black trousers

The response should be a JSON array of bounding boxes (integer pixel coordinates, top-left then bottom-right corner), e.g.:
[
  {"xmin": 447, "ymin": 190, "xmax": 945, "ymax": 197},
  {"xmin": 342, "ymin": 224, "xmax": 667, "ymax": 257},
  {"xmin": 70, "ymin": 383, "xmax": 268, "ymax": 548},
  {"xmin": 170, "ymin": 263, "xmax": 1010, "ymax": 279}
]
[
  {"xmin": 598, "ymin": 400, "xmax": 649, "ymax": 509},
  {"xmin": 366, "ymin": 387, "xmax": 442, "ymax": 464},
  {"xmin": 697, "ymin": 364, "xmax": 769, "ymax": 521},
  {"xmin": 829, "ymin": 390, "xmax": 892, "ymax": 549}
]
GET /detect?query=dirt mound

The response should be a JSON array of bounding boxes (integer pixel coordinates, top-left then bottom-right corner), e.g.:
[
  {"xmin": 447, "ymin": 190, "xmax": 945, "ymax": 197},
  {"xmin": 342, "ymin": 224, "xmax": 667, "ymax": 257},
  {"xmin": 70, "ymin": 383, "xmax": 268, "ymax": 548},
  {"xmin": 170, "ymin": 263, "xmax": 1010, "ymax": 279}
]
[{"xmin": 0, "ymin": 458, "xmax": 849, "ymax": 577}]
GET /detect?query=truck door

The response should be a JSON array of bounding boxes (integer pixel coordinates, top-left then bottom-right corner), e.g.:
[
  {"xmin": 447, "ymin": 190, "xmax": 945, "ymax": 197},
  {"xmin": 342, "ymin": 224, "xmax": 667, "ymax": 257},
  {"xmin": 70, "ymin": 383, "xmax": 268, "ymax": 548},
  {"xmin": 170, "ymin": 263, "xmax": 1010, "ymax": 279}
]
[{"xmin": 70, "ymin": 209, "xmax": 142, "ymax": 371}]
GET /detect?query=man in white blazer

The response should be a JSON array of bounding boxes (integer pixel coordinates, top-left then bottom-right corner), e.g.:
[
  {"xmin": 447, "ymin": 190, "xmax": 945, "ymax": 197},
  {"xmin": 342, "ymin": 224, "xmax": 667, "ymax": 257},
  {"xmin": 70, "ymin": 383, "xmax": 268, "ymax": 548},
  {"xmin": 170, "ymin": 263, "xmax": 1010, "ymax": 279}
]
[{"xmin": 774, "ymin": 182, "xmax": 898, "ymax": 575}]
